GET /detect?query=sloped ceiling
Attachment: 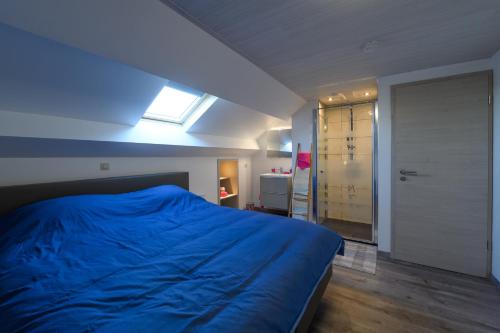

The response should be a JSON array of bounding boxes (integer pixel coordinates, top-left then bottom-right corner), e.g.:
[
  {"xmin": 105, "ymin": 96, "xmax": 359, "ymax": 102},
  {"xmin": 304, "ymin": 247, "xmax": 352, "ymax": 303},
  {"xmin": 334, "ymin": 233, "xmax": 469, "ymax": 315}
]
[
  {"xmin": 0, "ymin": 23, "xmax": 164, "ymax": 126},
  {"xmin": 164, "ymin": 0, "xmax": 500, "ymax": 102},
  {"xmin": 0, "ymin": 22, "xmax": 290, "ymax": 141},
  {"xmin": 0, "ymin": 0, "xmax": 304, "ymax": 119},
  {"xmin": 187, "ymin": 99, "xmax": 290, "ymax": 140}
]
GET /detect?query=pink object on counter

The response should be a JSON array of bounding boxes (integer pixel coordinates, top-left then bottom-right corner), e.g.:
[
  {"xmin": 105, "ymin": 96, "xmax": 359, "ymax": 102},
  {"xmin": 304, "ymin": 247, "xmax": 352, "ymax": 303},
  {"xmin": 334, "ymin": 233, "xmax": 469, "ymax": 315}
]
[{"xmin": 297, "ymin": 152, "xmax": 311, "ymax": 170}]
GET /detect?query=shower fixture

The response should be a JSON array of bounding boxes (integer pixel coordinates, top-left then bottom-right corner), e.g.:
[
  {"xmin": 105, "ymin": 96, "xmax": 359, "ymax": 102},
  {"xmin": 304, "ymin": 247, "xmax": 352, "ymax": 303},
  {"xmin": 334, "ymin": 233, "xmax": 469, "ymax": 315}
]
[{"xmin": 314, "ymin": 101, "xmax": 377, "ymax": 243}]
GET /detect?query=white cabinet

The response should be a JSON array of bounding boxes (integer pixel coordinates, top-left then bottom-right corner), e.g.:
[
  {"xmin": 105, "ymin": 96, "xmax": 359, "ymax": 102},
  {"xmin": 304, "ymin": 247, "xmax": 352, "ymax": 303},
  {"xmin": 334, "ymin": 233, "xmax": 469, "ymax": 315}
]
[{"xmin": 260, "ymin": 174, "xmax": 291, "ymax": 211}]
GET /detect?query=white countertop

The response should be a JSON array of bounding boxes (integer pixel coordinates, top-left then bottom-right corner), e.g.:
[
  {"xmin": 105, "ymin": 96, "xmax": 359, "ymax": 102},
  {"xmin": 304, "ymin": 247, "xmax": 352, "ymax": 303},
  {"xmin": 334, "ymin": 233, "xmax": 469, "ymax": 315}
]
[{"xmin": 260, "ymin": 173, "xmax": 292, "ymax": 178}]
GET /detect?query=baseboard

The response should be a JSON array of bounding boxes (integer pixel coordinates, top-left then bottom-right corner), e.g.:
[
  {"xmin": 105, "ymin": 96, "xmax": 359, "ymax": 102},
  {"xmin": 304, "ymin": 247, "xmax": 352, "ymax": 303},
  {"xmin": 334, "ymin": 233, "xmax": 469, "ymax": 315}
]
[
  {"xmin": 492, "ymin": 274, "xmax": 500, "ymax": 293},
  {"xmin": 378, "ymin": 251, "xmax": 499, "ymax": 289},
  {"xmin": 377, "ymin": 250, "xmax": 391, "ymax": 259}
]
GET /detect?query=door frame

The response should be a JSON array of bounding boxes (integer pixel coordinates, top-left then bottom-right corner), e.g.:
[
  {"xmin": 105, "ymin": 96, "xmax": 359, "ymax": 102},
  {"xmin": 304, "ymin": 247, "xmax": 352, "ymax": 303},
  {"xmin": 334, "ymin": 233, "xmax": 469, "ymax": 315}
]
[{"xmin": 390, "ymin": 70, "xmax": 493, "ymax": 276}]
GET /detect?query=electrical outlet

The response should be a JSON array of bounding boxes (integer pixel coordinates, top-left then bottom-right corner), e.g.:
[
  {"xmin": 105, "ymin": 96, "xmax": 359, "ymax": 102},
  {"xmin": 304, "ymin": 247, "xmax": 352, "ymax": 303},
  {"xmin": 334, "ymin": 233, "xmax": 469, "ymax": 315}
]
[{"xmin": 100, "ymin": 162, "xmax": 110, "ymax": 171}]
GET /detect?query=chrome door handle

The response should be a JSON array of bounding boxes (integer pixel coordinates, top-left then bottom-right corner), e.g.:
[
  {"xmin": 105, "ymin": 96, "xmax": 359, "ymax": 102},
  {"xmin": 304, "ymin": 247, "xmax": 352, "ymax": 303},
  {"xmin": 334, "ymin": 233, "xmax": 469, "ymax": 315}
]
[{"xmin": 400, "ymin": 169, "xmax": 418, "ymax": 176}]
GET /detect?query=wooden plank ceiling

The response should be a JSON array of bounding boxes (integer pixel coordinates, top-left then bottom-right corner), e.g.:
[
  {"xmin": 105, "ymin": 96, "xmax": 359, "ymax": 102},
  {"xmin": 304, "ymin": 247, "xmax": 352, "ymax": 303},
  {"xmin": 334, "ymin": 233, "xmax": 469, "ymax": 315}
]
[{"xmin": 162, "ymin": 0, "xmax": 500, "ymax": 103}]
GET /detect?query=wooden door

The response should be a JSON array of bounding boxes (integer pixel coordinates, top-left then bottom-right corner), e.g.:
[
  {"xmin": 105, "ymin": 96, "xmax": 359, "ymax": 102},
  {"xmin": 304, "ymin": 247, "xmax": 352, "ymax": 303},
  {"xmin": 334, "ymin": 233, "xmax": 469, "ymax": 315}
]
[{"xmin": 391, "ymin": 71, "xmax": 492, "ymax": 277}]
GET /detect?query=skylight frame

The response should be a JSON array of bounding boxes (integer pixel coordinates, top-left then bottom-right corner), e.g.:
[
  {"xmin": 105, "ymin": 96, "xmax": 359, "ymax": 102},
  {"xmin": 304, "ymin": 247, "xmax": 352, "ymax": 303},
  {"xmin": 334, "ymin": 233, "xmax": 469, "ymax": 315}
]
[{"xmin": 142, "ymin": 85, "xmax": 209, "ymax": 125}]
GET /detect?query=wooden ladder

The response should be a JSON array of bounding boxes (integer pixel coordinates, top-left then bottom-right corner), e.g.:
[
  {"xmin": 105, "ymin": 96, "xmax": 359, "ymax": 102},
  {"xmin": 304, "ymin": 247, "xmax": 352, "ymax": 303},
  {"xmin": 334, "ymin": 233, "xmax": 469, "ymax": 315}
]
[{"xmin": 288, "ymin": 143, "xmax": 313, "ymax": 221}]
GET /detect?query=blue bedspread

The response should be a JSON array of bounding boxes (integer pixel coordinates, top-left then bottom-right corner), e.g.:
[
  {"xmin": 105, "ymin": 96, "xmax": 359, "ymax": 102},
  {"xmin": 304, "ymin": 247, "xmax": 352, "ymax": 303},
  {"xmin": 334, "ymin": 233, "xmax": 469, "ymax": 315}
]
[{"xmin": 0, "ymin": 186, "xmax": 343, "ymax": 332}]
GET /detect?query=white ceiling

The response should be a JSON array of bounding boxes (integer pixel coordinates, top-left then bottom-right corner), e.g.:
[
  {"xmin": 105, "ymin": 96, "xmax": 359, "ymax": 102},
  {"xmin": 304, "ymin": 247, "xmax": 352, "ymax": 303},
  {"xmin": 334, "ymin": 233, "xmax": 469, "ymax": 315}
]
[
  {"xmin": 0, "ymin": 0, "xmax": 304, "ymax": 119},
  {"xmin": 187, "ymin": 99, "xmax": 290, "ymax": 140},
  {"xmin": 0, "ymin": 22, "xmax": 289, "ymax": 141},
  {"xmin": 0, "ymin": 22, "xmax": 165, "ymax": 126},
  {"xmin": 163, "ymin": 0, "xmax": 500, "ymax": 102}
]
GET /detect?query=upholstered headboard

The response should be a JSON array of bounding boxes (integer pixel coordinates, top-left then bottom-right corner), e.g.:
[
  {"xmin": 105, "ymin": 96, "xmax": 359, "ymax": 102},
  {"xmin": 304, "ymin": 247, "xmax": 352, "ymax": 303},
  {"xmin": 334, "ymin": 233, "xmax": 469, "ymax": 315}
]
[{"xmin": 0, "ymin": 172, "xmax": 189, "ymax": 216}]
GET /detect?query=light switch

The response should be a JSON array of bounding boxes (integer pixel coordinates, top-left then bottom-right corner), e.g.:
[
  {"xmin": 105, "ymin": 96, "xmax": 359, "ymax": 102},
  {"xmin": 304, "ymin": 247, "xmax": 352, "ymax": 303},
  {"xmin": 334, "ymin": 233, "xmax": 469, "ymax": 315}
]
[{"xmin": 100, "ymin": 162, "xmax": 110, "ymax": 171}]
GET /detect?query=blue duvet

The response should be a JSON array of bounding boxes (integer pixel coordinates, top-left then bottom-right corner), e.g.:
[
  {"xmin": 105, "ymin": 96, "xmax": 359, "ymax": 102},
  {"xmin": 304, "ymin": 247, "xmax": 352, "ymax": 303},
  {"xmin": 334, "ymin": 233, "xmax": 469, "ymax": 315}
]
[{"xmin": 0, "ymin": 186, "xmax": 343, "ymax": 332}]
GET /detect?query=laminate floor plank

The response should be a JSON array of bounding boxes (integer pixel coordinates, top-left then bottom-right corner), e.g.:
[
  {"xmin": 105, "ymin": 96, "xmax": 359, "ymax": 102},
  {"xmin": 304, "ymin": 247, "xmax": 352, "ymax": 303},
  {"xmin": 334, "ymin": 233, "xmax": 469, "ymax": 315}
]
[{"xmin": 309, "ymin": 256, "xmax": 500, "ymax": 333}]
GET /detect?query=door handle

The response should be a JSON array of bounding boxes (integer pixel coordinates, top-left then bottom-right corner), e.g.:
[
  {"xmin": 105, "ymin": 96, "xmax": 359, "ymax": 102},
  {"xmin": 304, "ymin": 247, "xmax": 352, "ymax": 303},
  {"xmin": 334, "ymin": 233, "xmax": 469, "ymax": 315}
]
[{"xmin": 400, "ymin": 169, "xmax": 418, "ymax": 176}]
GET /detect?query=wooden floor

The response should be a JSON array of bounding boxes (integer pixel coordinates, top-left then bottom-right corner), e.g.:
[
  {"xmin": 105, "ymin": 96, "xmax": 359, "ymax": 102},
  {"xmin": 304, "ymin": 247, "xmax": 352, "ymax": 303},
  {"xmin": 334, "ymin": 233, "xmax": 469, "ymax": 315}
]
[{"xmin": 309, "ymin": 256, "xmax": 500, "ymax": 333}]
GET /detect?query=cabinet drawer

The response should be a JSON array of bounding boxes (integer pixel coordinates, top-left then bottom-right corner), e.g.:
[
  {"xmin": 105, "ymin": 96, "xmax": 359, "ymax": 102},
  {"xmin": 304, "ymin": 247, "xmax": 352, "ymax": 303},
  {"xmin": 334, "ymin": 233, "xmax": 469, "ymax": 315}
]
[
  {"xmin": 260, "ymin": 176, "xmax": 290, "ymax": 195},
  {"xmin": 262, "ymin": 193, "xmax": 289, "ymax": 210}
]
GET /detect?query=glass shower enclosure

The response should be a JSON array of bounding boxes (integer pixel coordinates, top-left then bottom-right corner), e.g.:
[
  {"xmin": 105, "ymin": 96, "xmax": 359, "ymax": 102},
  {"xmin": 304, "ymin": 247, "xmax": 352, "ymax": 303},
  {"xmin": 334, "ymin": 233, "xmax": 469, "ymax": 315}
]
[{"xmin": 315, "ymin": 102, "xmax": 377, "ymax": 243}]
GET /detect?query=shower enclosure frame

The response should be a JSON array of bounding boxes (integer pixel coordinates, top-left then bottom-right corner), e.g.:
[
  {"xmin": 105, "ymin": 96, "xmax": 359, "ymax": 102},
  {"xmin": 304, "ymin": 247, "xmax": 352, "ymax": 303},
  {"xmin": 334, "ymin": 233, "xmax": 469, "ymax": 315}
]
[{"xmin": 313, "ymin": 100, "xmax": 379, "ymax": 244}]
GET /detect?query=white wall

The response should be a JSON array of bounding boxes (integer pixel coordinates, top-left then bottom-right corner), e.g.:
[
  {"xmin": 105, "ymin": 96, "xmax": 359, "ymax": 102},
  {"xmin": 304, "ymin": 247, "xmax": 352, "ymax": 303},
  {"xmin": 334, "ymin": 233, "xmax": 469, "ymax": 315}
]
[
  {"xmin": 290, "ymin": 101, "xmax": 316, "ymax": 220},
  {"xmin": 0, "ymin": 110, "xmax": 259, "ymax": 152},
  {"xmin": 291, "ymin": 101, "xmax": 316, "ymax": 163},
  {"xmin": 376, "ymin": 59, "xmax": 492, "ymax": 252},
  {"xmin": 492, "ymin": 50, "xmax": 500, "ymax": 281},
  {"xmin": 0, "ymin": 157, "xmax": 252, "ymax": 209}
]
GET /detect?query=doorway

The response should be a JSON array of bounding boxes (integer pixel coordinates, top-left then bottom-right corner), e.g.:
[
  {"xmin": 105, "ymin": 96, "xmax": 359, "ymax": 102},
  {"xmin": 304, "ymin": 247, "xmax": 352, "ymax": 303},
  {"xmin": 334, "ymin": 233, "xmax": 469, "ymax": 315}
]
[
  {"xmin": 316, "ymin": 101, "xmax": 377, "ymax": 243},
  {"xmin": 391, "ymin": 71, "xmax": 492, "ymax": 277}
]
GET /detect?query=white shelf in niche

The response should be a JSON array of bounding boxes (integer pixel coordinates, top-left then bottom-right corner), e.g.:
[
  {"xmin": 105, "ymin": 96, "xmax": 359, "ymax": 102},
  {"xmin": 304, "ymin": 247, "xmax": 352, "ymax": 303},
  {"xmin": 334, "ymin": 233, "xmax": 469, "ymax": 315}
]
[{"xmin": 220, "ymin": 193, "xmax": 238, "ymax": 200}]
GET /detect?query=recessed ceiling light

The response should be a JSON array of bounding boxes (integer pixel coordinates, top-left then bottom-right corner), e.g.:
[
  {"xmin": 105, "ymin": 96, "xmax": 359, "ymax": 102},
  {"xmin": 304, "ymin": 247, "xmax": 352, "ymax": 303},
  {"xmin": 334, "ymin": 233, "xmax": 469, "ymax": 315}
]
[
  {"xmin": 328, "ymin": 97, "xmax": 333, "ymax": 102},
  {"xmin": 364, "ymin": 91, "xmax": 370, "ymax": 97}
]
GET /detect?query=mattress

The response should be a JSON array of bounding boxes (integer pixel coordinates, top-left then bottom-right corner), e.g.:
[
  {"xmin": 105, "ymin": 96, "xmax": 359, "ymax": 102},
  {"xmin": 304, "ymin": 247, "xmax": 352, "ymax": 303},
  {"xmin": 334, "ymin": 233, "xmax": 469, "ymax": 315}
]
[{"xmin": 0, "ymin": 185, "xmax": 343, "ymax": 332}]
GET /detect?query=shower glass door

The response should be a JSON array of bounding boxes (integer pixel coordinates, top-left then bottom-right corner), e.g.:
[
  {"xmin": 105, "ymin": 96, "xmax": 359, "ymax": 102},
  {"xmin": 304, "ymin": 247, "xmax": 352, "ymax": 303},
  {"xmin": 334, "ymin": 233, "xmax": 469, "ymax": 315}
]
[{"xmin": 317, "ymin": 102, "xmax": 375, "ymax": 242}]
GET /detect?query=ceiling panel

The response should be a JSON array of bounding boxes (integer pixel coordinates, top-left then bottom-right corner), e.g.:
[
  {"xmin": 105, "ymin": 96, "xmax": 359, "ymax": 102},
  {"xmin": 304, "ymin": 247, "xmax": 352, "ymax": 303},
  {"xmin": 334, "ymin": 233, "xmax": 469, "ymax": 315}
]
[{"xmin": 163, "ymin": 0, "xmax": 500, "ymax": 101}]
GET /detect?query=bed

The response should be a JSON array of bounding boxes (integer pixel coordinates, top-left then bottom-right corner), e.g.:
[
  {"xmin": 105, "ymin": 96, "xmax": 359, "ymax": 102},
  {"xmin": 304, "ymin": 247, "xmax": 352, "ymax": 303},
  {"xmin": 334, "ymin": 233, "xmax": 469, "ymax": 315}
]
[{"xmin": 0, "ymin": 173, "xmax": 344, "ymax": 333}]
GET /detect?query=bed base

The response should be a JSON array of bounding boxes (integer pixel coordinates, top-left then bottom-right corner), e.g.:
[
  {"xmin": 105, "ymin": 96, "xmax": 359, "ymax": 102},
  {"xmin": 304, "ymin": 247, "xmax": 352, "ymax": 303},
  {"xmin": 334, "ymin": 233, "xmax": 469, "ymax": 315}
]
[{"xmin": 295, "ymin": 264, "xmax": 332, "ymax": 333}]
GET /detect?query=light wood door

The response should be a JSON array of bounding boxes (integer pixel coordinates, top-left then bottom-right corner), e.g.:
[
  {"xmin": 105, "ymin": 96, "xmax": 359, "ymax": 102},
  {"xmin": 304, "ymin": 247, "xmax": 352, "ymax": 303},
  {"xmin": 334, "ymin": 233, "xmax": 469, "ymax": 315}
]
[{"xmin": 392, "ymin": 71, "xmax": 491, "ymax": 277}]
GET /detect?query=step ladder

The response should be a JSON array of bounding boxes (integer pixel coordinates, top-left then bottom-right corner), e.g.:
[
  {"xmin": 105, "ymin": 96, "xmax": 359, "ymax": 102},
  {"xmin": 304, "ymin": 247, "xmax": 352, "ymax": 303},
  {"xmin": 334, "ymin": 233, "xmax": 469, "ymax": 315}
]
[{"xmin": 288, "ymin": 143, "xmax": 313, "ymax": 221}]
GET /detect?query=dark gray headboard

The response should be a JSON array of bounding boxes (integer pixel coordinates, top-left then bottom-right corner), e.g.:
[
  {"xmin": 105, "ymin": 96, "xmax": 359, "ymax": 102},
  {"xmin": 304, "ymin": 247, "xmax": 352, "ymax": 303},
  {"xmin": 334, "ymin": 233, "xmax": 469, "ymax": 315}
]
[{"xmin": 0, "ymin": 172, "xmax": 189, "ymax": 216}]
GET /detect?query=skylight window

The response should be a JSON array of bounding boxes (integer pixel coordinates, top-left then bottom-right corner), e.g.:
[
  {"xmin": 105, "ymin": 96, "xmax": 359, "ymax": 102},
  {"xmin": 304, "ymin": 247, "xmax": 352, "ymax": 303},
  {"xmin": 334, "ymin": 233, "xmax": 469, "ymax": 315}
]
[{"xmin": 143, "ymin": 85, "xmax": 206, "ymax": 124}]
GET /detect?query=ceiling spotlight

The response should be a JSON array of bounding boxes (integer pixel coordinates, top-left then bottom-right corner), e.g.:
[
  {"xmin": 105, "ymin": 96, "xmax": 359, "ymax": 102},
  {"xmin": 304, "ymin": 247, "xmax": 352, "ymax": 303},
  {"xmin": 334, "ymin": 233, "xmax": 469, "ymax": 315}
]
[
  {"xmin": 328, "ymin": 97, "xmax": 333, "ymax": 102},
  {"xmin": 364, "ymin": 91, "xmax": 370, "ymax": 97}
]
